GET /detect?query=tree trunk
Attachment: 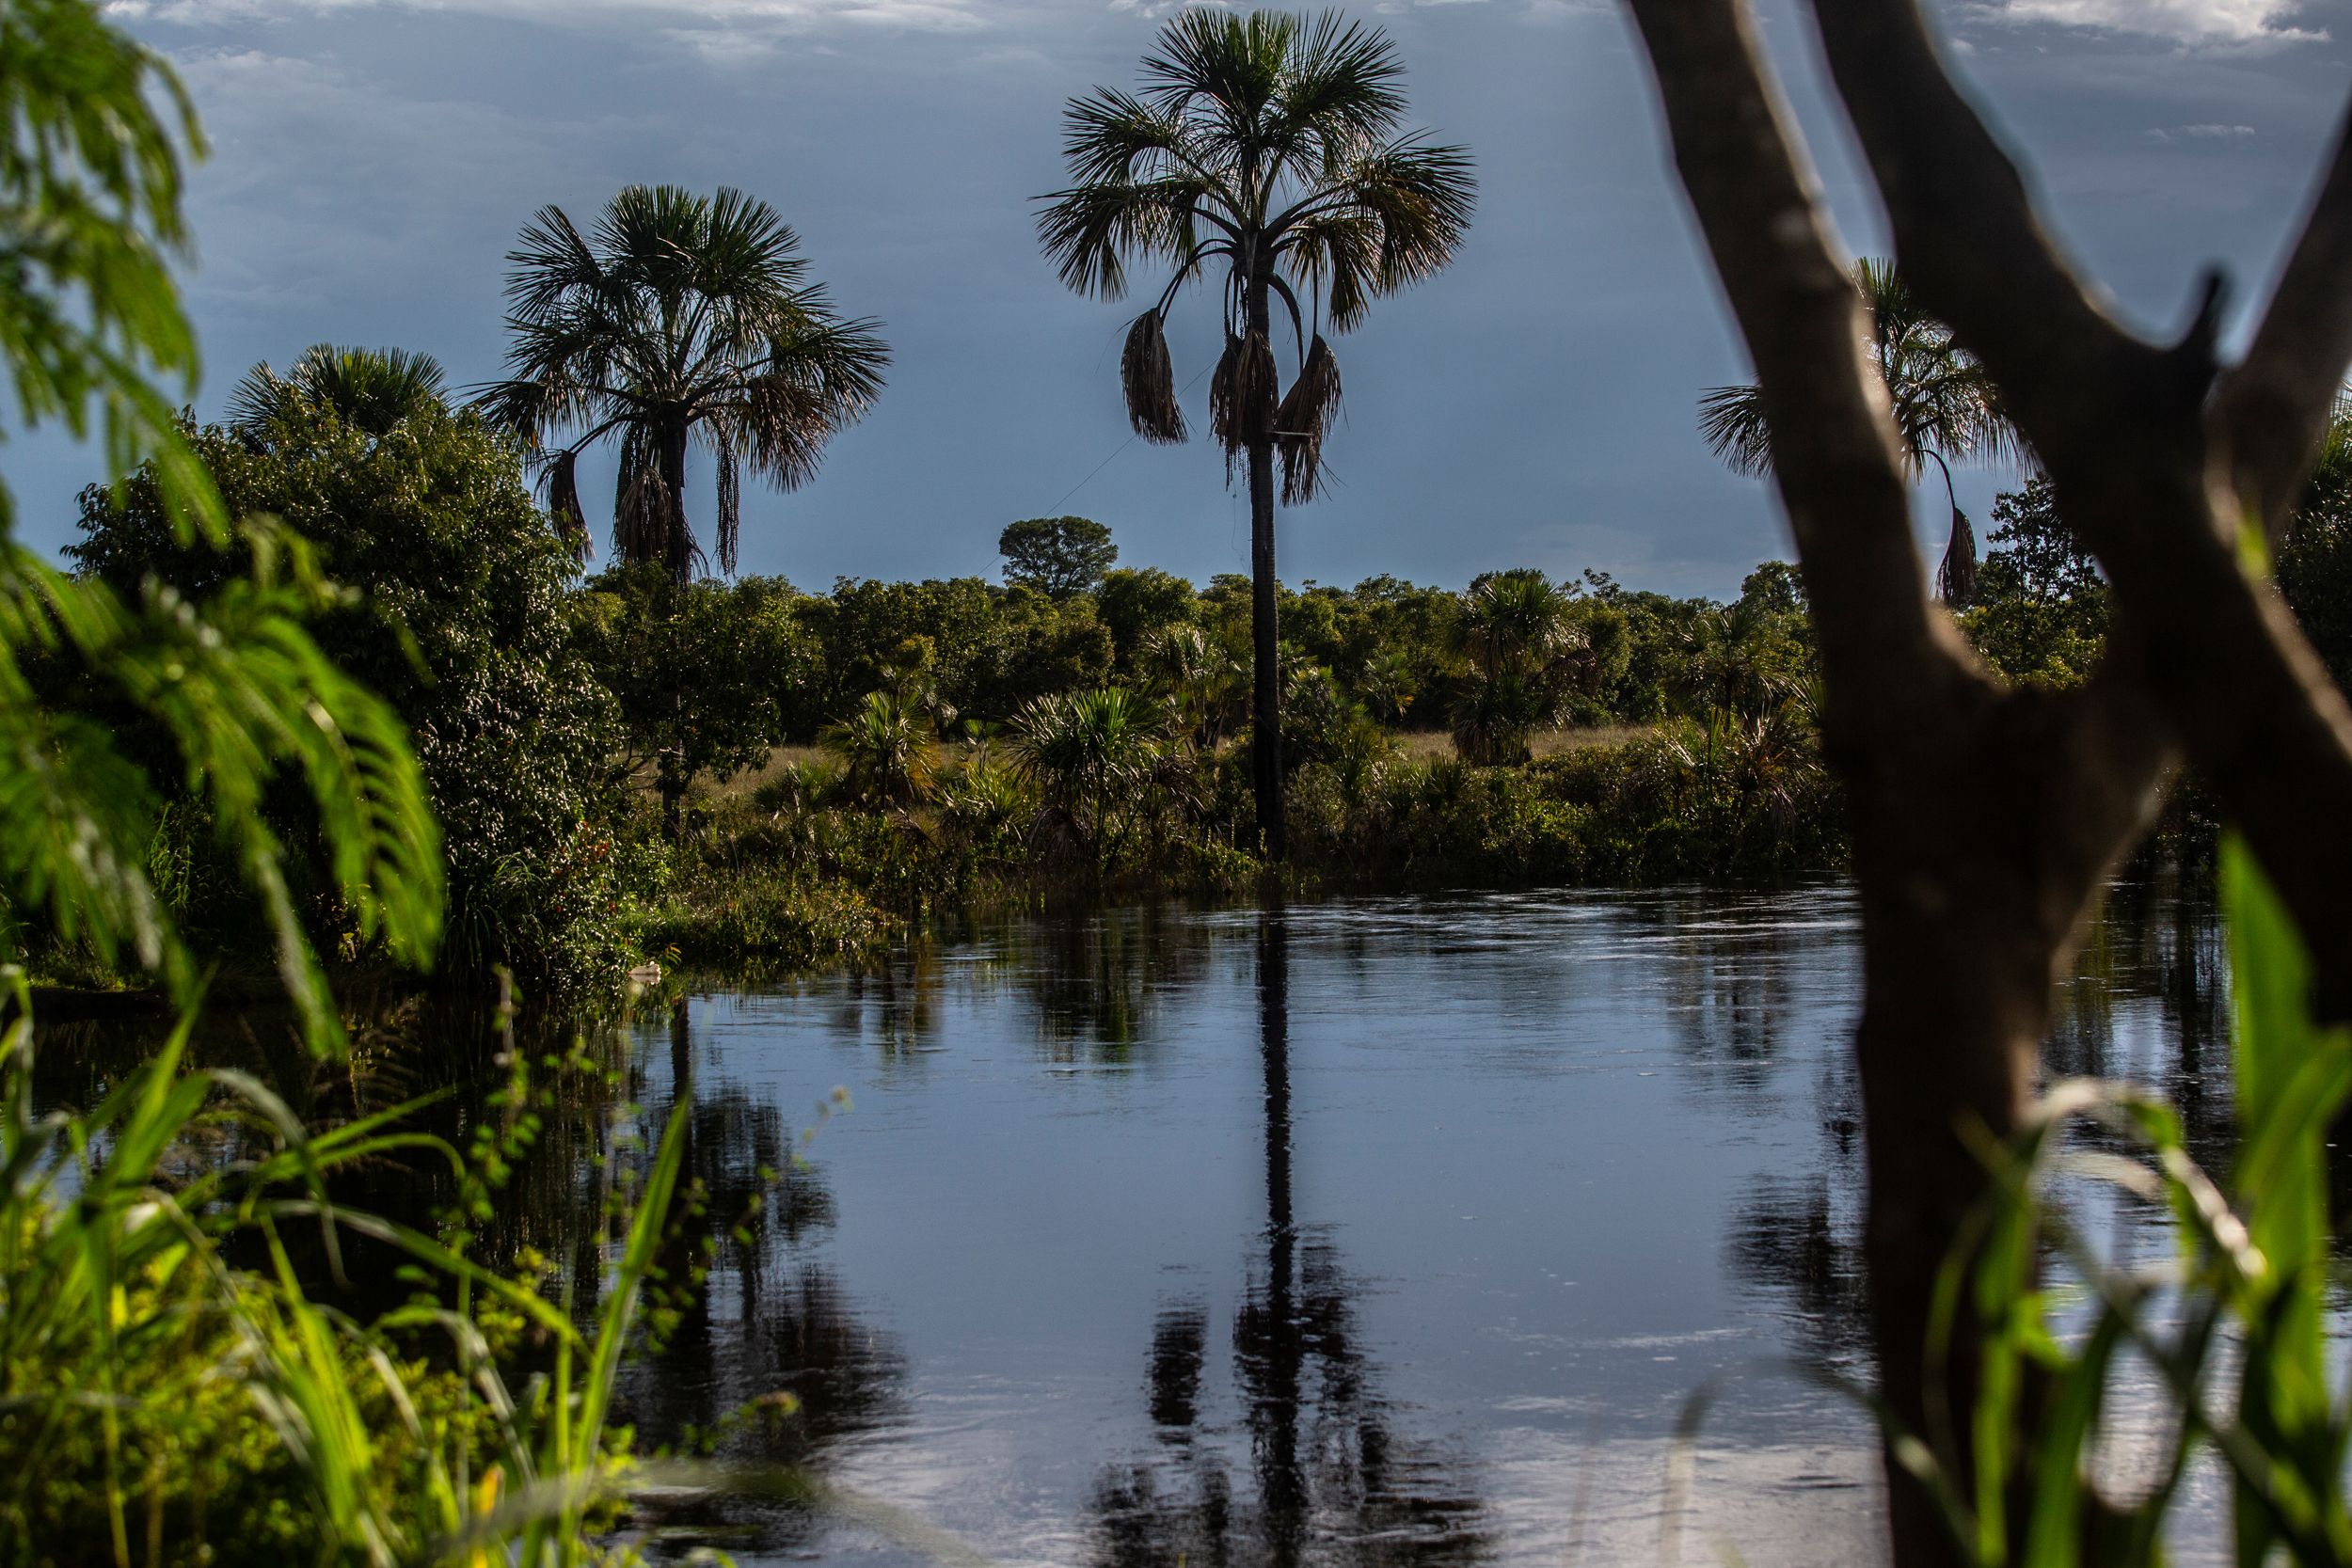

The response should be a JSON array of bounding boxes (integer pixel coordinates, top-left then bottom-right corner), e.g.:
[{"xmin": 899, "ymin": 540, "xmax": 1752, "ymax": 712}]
[
  {"xmin": 659, "ymin": 418, "xmax": 692, "ymax": 588},
  {"xmin": 1247, "ymin": 272, "xmax": 1285, "ymax": 862},
  {"xmin": 658, "ymin": 416, "xmax": 692, "ymax": 836}
]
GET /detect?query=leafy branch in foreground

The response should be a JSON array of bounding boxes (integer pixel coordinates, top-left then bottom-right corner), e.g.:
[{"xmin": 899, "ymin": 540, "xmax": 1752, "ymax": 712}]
[{"xmin": 0, "ymin": 0, "xmax": 443, "ymax": 1047}]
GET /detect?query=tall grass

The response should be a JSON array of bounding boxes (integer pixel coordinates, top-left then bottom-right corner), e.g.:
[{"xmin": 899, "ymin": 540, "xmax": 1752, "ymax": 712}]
[
  {"xmin": 1884, "ymin": 835, "xmax": 2352, "ymax": 1565},
  {"xmin": 0, "ymin": 968, "xmax": 688, "ymax": 1567}
]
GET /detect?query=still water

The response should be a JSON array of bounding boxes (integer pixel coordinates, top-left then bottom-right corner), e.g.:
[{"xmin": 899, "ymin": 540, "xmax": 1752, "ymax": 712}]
[{"xmin": 612, "ymin": 880, "xmax": 2228, "ymax": 1568}]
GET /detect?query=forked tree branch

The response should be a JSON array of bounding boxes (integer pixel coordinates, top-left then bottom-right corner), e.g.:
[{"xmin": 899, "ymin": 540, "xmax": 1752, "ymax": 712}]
[
  {"xmin": 1807, "ymin": 0, "xmax": 2352, "ymax": 1006},
  {"xmin": 1620, "ymin": 0, "xmax": 1966, "ymax": 745},
  {"xmin": 2221, "ymin": 99, "xmax": 2352, "ymax": 539}
]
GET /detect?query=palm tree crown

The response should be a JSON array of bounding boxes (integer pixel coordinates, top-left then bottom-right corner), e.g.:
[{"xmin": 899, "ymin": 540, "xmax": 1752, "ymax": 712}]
[
  {"xmin": 1040, "ymin": 9, "xmax": 1473, "ymax": 498},
  {"xmin": 1700, "ymin": 258, "xmax": 2019, "ymax": 603},
  {"xmin": 228, "ymin": 344, "xmax": 449, "ymax": 438},
  {"xmin": 479, "ymin": 184, "xmax": 888, "ymax": 582},
  {"xmin": 1037, "ymin": 8, "xmax": 1472, "ymax": 858}
]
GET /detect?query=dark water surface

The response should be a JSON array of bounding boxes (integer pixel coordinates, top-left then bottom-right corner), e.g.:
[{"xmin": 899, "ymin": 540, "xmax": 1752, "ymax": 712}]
[{"xmin": 613, "ymin": 880, "xmax": 2229, "ymax": 1568}]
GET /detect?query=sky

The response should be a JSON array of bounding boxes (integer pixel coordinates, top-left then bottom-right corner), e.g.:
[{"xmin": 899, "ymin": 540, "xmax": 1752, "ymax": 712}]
[{"xmin": 29, "ymin": 0, "xmax": 2352, "ymax": 597}]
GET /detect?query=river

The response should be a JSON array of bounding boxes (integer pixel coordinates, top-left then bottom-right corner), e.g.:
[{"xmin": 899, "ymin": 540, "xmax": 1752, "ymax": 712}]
[{"xmin": 603, "ymin": 877, "xmax": 2228, "ymax": 1566}]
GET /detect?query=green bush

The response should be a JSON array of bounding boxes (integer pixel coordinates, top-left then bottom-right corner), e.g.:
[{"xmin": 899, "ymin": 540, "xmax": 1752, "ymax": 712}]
[
  {"xmin": 642, "ymin": 866, "xmax": 896, "ymax": 969},
  {"xmin": 69, "ymin": 366, "xmax": 615, "ymax": 994}
]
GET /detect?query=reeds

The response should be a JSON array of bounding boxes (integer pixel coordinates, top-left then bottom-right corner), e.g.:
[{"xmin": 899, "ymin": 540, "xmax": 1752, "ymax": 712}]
[
  {"xmin": 0, "ymin": 969, "xmax": 689, "ymax": 1567},
  {"xmin": 1875, "ymin": 835, "xmax": 2352, "ymax": 1565}
]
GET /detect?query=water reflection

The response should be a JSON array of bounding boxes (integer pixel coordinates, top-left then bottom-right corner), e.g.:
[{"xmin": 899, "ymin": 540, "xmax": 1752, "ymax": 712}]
[
  {"xmin": 1089, "ymin": 911, "xmax": 1489, "ymax": 1568},
  {"xmin": 41, "ymin": 876, "xmax": 2236, "ymax": 1566},
  {"xmin": 616, "ymin": 998, "xmax": 909, "ymax": 1552}
]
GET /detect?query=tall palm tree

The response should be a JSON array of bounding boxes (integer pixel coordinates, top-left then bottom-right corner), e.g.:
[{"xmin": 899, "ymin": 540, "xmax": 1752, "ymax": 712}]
[
  {"xmin": 1699, "ymin": 257, "xmax": 2020, "ymax": 604},
  {"xmin": 479, "ymin": 184, "xmax": 889, "ymax": 583},
  {"xmin": 227, "ymin": 344, "xmax": 450, "ymax": 437},
  {"xmin": 1038, "ymin": 10, "xmax": 1474, "ymax": 859}
]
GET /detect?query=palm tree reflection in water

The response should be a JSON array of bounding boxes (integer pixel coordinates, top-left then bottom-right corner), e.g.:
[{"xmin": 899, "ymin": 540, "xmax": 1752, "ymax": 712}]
[{"xmin": 1091, "ymin": 911, "xmax": 1489, "ymax": 1568}]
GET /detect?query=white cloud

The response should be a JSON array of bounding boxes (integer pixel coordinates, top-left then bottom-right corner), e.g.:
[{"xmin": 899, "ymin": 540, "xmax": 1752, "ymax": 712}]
[
  {"xmin": 2150, "ymin": 119, "xmax": 2261, "ymax": 136},
  {"xmin": 109, "ymin": 0, "xmax": 990, "ymax": 31},
  {"xmin": 1971, "ymin": 0, "xmax": 2324, "ymax": 47}
]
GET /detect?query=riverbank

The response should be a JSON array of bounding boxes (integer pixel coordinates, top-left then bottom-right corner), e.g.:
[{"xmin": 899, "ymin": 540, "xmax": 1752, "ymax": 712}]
[{"xmin": 635, "ymin": 718, "xmax": 1848, "ymax": 977}]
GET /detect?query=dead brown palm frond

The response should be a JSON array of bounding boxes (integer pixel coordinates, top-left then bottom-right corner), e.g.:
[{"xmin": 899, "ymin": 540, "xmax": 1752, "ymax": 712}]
[
  {"xmin": 613, "ymin": 432, "xmax": 680, "ymax": 572},
  {"xmin": 1120, "ymin": 309, "xmax": 1186, "ymax": 444},
  {"xmin": 541, "ymin": 447, "xmax": 591, "ymax": 561},
  {"xmin": 714, "ymin": 446, "xmax": 741, "ymax": 576},
  {"xmin": 1938, "ymin": 503, "xmax": 1979, "ymax": 606},
  {"xmin": 1275, "ymin": 334, "xmax": 1343, "ymax": 504},
  {"xmin": 1209, "ymin": 329, "xmax": 1277, "ymax": 466}
]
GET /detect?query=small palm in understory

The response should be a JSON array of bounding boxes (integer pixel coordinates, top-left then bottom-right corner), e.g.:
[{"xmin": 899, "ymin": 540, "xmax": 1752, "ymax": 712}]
[
  {"xmin": 1009, "ymin": 687, "xmax": 1170, "ymax": 865},
  {"xmin": 1141, "ymin": 623, "xmax": 1246, "ymax": 748},
  {"xmin": 821, "ymin": 691, "xmax": 936, "ymax": 807},
  {"xmin": 1449, "ymin": 570, "xmax": 1586, "ymax": 764}
]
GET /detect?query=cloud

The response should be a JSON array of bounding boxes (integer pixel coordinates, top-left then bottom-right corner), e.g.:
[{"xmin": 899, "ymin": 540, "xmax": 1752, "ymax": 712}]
[
  {"xmin": 1970, "ymin": 0, "xmax": 2325, "ymax": 47},
  {"xmin": 108, "ymin": 0, "xmax": 990, "ymax": 31},
  {"xmin": 2146, "ymin": 120, "xmax": 2261, "ymax": 139}
]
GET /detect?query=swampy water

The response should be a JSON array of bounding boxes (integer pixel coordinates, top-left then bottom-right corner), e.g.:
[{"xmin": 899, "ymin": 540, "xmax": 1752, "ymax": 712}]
[{"xmin": 603, "ymin": 879, "xmax": 2230, "ymax": 1568}]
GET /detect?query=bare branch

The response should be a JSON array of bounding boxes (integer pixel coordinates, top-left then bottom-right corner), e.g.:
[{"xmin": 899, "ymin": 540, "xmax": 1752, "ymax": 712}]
[
  {"xmin": 1805, "ymin": 0, "xmax": 2158, "ymax": 466},
  {"xmin": 1621, "ymin": 0, "xmax": 1962, "ymax": 732},
  {"xmin": 1810, "ymin": 0, "xmax": 2352, "ymax": 1010},
  {"xmin": 2221, "ymin": 96, "xmax": 2352, "ymax": 540}
]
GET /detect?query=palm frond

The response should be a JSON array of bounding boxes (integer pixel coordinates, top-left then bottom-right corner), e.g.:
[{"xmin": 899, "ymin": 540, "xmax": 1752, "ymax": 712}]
[
  {"xmin": 1120, "ymin": 309, "xmax": 1186, "ymax": 444},
  {"xmin": 1209, "ymin": 329, "xmax": 1277, "ymax": 463},
  {"xmin": 1938, "ymin": 504, "xmax": 1979, "ymax": 606},
  {"xmin": 541, "ymin": 447, "xmax": 589, "ymax": 562},
  {"xmin": 502, "ymin": 203, "xmax": 608, "ymax": 323},
  {"xmin": 715, "ymin": 444, "xmax": 740, "ymax": 577},
  {"xmin": 1144, "ymin": 8, "xmax": 1294, "ymax": 141},
  {"xmin": 1268, "ymin": 12, "xmax": 1407, "ymax": 175},
  {"xmin": 1061, "ymin": 87, "xmax": 1196, "ymax": 186},
  {"xmin": 1698, "ymin": 385, "xmax": 1774, "ymax": 477},
  {"xmin": 1276, "ymin": 334, "xmax": 1342, "ymax": 504},
  {"xmin": 1337, "ymin": 138, "xmax": 1477, "ymax": 293},
  {"xmin": 612, "ymin": 427, "xmax": 675, "ymax": 572},
  {"xmin": 1036, "ymin": 178, "xmax": 1200, "ymax": 299},
  {"xmin": 1284, "ymin": 210, "xmax": 1379, "ymax": 332}
]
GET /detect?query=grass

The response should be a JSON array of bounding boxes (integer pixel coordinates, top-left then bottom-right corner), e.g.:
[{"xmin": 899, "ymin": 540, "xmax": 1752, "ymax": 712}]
[
  {"xmin": 1391, "ymin": 723, "xmax": 1660, "ymax": 763},
  {"xmin": 0, "ymin": 972, "xmax": 691, "ymax": 1567}
]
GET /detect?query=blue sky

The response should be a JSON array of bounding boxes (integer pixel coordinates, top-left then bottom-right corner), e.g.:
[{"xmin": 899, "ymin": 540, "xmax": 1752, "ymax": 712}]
[{"xmin": 37, "ymin": 0, "xmax": 2352, "ymax": 596}]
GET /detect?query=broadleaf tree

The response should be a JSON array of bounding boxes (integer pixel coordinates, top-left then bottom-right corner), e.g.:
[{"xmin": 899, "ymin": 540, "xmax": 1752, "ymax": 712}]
[{"xmin": 0, "ymin": 1, "xmax": 441, "ymax": 1052}]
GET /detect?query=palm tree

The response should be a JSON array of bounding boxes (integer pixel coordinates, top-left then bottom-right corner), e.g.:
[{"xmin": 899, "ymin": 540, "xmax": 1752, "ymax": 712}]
[
  {"xmin": 1038, "ymin": 9, "xmax": 1474, "ymax": 859},
  {"xmin": 1009, "ymin": 686, "xmax": 1170, "ymax": 868},
  {"xmin": 227, "ymin": 344, "xmax": 450, "ymax": 436},
  {"xmin": 479, "ymin": 184, "xmax": 889, "ymax": 583},
  {"xmin": 821, "ymin": 690, "xmax": 936, "ymax": 807},
  {"xmin": 1449, "ymin": 570, "xmax": 1585, "ymax": 764},
  {"xmin": 1699, "ymin": 257, "xmax": 2019, "ymax": 604}
]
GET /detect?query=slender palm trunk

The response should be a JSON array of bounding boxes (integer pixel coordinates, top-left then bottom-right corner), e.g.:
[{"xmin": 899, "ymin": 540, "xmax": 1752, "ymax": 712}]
[
  {"xmin": 1246, "ymin": 269, "xmax": 1285, "ymax": 861},
  {"xmin": 658, "ymin": 415, "xmax": 692, "ymax": 836},
  {"xmin": 659, "ymin": 419, "xmax": 693, "ymax": 588}
]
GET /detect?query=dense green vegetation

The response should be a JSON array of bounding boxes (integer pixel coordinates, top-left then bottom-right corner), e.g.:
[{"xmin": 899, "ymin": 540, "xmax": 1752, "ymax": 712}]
[
  {"xmin": 0, "ymin": 6, "xmax": 691, "ymax": 1563},
  {"xmin": 13, "ymin": 0, "xmax": 2352, "ymax": 1561},
  {"xmin": 60, "ymin": 336, "xmax": 2310, "ymax": 1000},
  {"xmin": 62, "ymin": 379, "xmax": 1865, "ymax": 990}
]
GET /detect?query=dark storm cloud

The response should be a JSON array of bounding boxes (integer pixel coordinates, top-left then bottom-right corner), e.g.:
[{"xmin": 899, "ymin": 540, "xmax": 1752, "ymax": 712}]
[{"xmin": 28, "ymin": 0, "xmax": 2351, "ymax": 596}]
